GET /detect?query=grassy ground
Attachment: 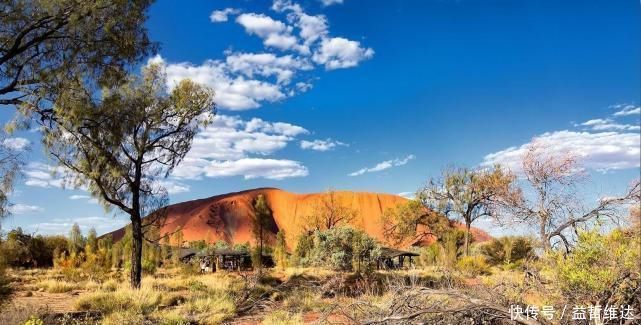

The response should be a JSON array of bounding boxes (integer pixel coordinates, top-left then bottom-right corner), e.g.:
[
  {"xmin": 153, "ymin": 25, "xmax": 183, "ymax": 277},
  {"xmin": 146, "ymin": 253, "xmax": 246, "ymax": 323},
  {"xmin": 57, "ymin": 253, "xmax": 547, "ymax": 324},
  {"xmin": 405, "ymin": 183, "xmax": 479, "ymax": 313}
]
[{"xmin": 0, "ymin": 265, "xmax": 549, "ymax": 325}]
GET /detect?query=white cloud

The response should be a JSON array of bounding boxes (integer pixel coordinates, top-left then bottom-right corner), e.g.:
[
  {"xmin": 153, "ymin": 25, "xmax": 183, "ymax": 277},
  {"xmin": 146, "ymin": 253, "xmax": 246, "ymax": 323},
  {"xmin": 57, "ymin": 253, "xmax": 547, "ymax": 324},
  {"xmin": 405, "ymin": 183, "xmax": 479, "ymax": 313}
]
[
  {"xmin": 210, "ymin": 8, "xmax": 240, "ymax": 23},
  {"xmin": 235, "ymin": 13, "xmax": 307, "ymax": 53},
  {"xmin": 9, "ymin": 203, "xmax": 43, "ymax": 214},
  {"xmin": 580, "ymin": 118, "xmax": 640, "ymax": 132},
  {"xmin": 482, "ymin": 130, "xmax": 640, "ymax": 173},
  {"xmin": 397, "ymin": 191, "xmax": 415, "ymax": 199},
  {"xmin": 349, "ymin": 154, "xmax": 415, "ymax": 176},
  {"xmin": 154, "ymin": 55, "xmax": 286, "ymax": 110},
  {"xmin": 69, "ymin": 195, "xmax": 90, "ymax": 200},
  {"xmin": 225, "ymin": 52, "xmax": 312, "ymax": 84},
  {"xmin": 320, "ymin": 0, "xmax": 344, "ymax": 6},
  {"xmin": 204, "ymin": 158, "xmax": 308, "ymax": 180},
  {"xmin": 612, "ymin": 104, "xmax": 641, "ymax": 117},
  {"xmin": 312, "ymin": 37, "xmax": 374, "ymax": 70},
  {"xmin": 2, "ymin": 137, "xmax": 30, "ymax": 151},
  {"xmin": 300, "ymin": 138, "xmax": 347, "ymax": 151},
  {"xmin": 158, "ymin": 180, "xmax": 190, "ymax": 194},
  {"xmin": 172, "ymin": 115, "xmax": 310, "ymax": 180},
  {"xmin": 27, "ymin": 216, "xmax": 129, "ymax": 235},
  {"xmin": 175, "ymin": 1, "xmax": 373, "ymax": 111},
  {"xmin": 24, "ymin": 162, "xmax": 66, "ymax": 188}
]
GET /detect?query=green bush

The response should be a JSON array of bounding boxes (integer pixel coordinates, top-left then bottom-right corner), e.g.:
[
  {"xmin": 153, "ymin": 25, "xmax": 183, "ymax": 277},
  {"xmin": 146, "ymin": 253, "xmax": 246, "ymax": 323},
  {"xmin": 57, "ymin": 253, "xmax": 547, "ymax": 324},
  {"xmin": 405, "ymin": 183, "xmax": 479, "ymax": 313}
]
[
  {"xmin": 456, "ymin": 256, "xmax": 491, "ymax": 276},
  {"xmin": 548, "ymin": 228, "xmax": 640, "ymax": 304},
  {"xmin": 295, "ymin": 227, "xmax": 380, "ymax": 272},
  {"xmin": 479, "ymin": 236, "xmax": 534, "ymax": 266}
]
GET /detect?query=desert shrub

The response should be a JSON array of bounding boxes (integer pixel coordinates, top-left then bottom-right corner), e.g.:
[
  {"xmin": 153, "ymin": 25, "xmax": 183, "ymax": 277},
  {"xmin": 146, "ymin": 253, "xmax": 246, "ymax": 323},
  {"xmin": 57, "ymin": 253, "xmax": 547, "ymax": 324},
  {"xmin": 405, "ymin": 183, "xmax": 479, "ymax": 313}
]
[
  {"xmin": 184, "ymin": 295, "xmax": 236, "ymax": 324},
  {"xmin": 438, "ymin": 229, "xmax": 465, "ymax": 268},
  {"xmin": 547, "ymin": 228, "xmax": 640, "ymax": 305},
  {"xmin": 101, "ymin": 310, "xmax": 145, "ymax": 325},
  {"xmin": 75, "ymin": 285, "xmax": 162, "ymax": 315},
  {"xmin": 298, "ymin": 227, "xmax": 380, "ymax": 272},
  {"xmin": 273, "ymin": 231, "xmax": 288, "ymax": 269},
  {"xmin": 262, "ymin": 310, "xmax": 303, "ymax": 325},
  {"xmin": 456, "ymin": 256, "xmax": 491, "ymax": 276},
  {"xmin": 479, "ymin": 236, "xmax": 534, "ymax": 266},
  {"xmin": 419, "ymin": 243, "xmax": 440, "ymax": 266},
  {"xmin": 36, "ymin": 279, "xmax": 79, "ymax": 293}
]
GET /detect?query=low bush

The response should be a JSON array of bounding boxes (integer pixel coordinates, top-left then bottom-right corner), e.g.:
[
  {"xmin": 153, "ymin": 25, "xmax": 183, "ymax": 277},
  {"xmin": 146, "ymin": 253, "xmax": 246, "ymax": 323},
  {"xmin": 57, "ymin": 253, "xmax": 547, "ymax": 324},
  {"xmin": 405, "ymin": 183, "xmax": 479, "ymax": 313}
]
[
  {"xmin": 262, "ymin": 310, "xmax": 303, "ymax": 325},
  {"xmin": 456, "ymin": 256, "xmax": 491, "ymax": 276}
]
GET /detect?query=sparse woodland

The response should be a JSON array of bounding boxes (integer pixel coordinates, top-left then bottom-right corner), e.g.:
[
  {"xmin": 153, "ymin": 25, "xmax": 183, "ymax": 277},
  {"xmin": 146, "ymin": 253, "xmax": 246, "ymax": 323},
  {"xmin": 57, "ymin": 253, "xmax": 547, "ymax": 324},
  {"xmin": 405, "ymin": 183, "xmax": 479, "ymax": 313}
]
[{"xmin": 0, "ymin": 1, "xmax": 639, "ymax": 324}]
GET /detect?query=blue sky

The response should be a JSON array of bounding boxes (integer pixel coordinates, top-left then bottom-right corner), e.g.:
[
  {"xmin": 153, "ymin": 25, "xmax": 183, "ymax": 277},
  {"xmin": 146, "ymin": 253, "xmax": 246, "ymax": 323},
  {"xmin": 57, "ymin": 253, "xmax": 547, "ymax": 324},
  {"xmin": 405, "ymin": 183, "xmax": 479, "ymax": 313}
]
[{"xmin": 1, "ymin": 0, "xmax": 639, "ymax": 236}]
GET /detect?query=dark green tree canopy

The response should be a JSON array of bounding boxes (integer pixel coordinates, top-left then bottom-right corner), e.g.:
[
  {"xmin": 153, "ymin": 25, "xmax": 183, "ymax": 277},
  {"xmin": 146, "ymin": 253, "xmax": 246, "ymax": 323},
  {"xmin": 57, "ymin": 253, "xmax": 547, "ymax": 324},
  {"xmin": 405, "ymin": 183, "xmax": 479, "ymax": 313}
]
[{"xmin": 0, "ymin": 0, "xmax": 157, "ymax": 122}]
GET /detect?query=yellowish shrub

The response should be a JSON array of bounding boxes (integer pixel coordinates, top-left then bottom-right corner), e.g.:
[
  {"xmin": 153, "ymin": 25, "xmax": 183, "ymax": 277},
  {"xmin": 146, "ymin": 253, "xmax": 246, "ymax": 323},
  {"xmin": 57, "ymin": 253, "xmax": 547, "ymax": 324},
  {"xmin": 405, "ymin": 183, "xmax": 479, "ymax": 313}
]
[
  {"xmin": 262, "ymin": 310, "xmax": 303, "ymax": 325},
  {"xmin": 184, "ymin": 295, "xmax": 236, "ymax": 324},
  {"xmin": 455, "ymin": 256, "xmax": 491, "ymax": 276},
  {"xmin": 36, "ymin": 279, "xmax": 78, "ymax": 293}
]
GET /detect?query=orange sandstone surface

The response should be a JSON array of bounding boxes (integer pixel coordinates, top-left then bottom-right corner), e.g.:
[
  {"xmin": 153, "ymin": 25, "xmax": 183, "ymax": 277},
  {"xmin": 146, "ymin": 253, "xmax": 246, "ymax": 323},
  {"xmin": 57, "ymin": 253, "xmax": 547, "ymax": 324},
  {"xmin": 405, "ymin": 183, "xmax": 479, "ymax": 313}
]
[{"xmin": 105, "ymin": 188, "xmax": 491, "ymax": 248}]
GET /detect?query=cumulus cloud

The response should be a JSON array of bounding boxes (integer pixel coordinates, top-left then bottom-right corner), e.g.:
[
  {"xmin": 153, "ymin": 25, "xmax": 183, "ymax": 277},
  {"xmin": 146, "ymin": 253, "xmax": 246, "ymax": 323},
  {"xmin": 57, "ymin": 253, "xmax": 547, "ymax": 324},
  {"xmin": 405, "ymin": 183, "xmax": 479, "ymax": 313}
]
[
  {"xmin": 172, "ymin": 115, "xmax": 311, "ymax": 180},
  {"xmin": 157, "ymin": 1, "xmax": 373, "ymax": 111},
  {"xmin": 312, "ymin": 37, "xmax": 374, "ymax": 70},
  {"xmin": 226, "ymin": 52, "xmax": 313, "ymax": 84},
  {"xmin": 24, "ymin": 162, "xmax": 67, "ymax": 188},
  {"xmin": 153, "ymin": 55, "xmax": 286, "ymax": 110},
  {"xmin": 612, "ymin": 104, "xmax": 641, "ymax": 117},
  {"xmin": 2, "ymin": 137, "xmax": 30, "ymax": 151},
  {"xmin": 482, "ymin": 131, "xmax": 640, "ymax": 173},
  {"xmin": 300, "ymin": 138, "xmax": 347, "ymax": 151},
  {"xmin": 210, "ymin": 8, "xmax": 240, "ymax": 22},
  {"xmin": 69, "ymin": 195, "xmax": 90, "ymax": 200},
  {"xmin": 203, "ymin": 158, "xmax": 308, "ymax": 180},
  {"xmin": 9, "ymin": 203, "xmax": 43, "ymax": 214},
  {"xmin": 349, "ymin": 155, "xmax": 415, "ymax": 176}
]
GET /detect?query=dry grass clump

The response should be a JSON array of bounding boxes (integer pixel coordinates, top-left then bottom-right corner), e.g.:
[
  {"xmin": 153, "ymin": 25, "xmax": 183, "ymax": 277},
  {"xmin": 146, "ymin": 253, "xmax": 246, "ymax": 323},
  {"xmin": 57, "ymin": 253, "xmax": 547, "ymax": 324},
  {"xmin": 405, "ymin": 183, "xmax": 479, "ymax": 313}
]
[
  {"xmin": 262, "ymin": 310, "xmax": 303, "ymax": 325},
  {"xmin": 35, "ymin": 279, "xmax": 79, "ymax": 293},
  {"xmin": 183, "ymin": 295, "xmax": 236, "ymax": 324},
  {"xmin": 0, "ymin": 304, "xmax": 51, "ymax": 325},
  {"xmin": 75, "ymin": 284, "xmax": 162, "ymax": 315}
]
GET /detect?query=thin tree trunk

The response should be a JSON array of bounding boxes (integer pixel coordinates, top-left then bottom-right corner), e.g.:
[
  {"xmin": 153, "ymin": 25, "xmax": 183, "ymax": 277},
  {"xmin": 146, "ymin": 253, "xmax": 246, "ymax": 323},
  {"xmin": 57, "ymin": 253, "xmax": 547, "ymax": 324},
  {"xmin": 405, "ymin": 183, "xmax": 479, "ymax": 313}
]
[
  {"xmin": 540, "ymin": 219, "xmax": 551, "ymax": 252},
  {"xmin": 130, "ymin": 215, "xmax": 143, "ymax": 289},
  {"xmin": 464, "ymin": 221, "xmax": 471, "ymax": 257}
]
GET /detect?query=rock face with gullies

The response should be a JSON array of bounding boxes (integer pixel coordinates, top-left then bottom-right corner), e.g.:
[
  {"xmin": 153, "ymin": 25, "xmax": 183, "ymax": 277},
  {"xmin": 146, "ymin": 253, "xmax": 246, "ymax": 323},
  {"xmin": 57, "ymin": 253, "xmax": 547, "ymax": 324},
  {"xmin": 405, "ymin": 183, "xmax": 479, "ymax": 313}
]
[{"xmin": 105, "ymin": 188, "xmax": 491, "ymax": 248}]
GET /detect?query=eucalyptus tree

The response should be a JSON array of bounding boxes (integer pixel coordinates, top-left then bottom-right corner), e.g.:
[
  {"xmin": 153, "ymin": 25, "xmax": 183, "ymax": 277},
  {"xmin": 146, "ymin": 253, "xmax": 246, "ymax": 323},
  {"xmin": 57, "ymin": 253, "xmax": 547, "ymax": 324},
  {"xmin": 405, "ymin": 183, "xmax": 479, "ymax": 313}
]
[
  {"xmin": 502, "ymin": 143, "xmax": 640, "ymax": 252},
  {"xmin": 0, "ymin": 0, "xmax": 156, "ymax": 121},
  {"xmin": 44, "ymin": 64, "xmax": 215, "ymax": 288},
  {"xmin": 420, "ymin": 165, "xmax": 517, "ymax": 256}
]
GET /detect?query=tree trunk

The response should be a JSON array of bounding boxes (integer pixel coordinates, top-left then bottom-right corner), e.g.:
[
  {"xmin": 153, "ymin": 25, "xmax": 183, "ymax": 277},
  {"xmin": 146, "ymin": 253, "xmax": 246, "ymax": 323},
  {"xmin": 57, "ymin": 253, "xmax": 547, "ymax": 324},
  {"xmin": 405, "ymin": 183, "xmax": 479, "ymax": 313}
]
[
  {"xmin": 540, "ymin": 220, "xmax": 551, "ymax": 252},
  {"xmin": 464, "ymin": 221, "xmax": 471, "ymax": 257},
  {"xmin": 130, "ymin": 215, "xmax": 143, "ymax": 289}
]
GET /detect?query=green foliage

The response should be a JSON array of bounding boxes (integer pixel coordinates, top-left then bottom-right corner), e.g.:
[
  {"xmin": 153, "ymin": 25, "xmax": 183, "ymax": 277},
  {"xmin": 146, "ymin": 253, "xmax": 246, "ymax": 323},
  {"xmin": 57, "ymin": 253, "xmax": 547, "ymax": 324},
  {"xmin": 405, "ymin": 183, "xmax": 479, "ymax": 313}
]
[
  {"xmin": 419, "ymin": 244, "xmax": 440, "ymax": 266},
  {"xmin": 419, "ymin": 165, "xmax": 517, "ymax": 255},
  {"xmin": 233, "ymin": 242, "xmax": 250, "ymax": 253},
  {"xmin": 548, "ymin": 228, "xmax": 640, "ymax": 304},
  {"xmin": 273, "ymin": 231, "xmax": 288, "ymax": 269},
  {"xmin": 296, "ymin": 227, "xmax": 380, "ymax": 272},
  {"xmin": 456, "ymin": 256, "xmax": 491, "ymax": 276},
  {"xmin": 382, "ymin": 199, "xmax": 450, "ymax": 246},
  {"xmin": 0, "ymin": 0, "xmax": 156, "ymax": 115},
  {"xmin": 189, "ymin": 240, "xmax": 207, "ymax": 251},
  {"xmin": 0, "ymin": 228, "xmax": 68, "ymax": 267},
  {"xmin": 252, "ymin": 194, "xmax": 274, "ymax": 270},
  {"xmin": 68, "ymin": 223, "xmax": 84, "ymax": 255},
  {"xmin": 23, "ymin": 315, "xmax": 44, "ymax": 325},
  {"xmin": 479, "ymin": 236, "xmax": 534, "ymax": 266},
  {"xmin": 212, "ymin": 240, "xmax": 230, "ymax": 250}
]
